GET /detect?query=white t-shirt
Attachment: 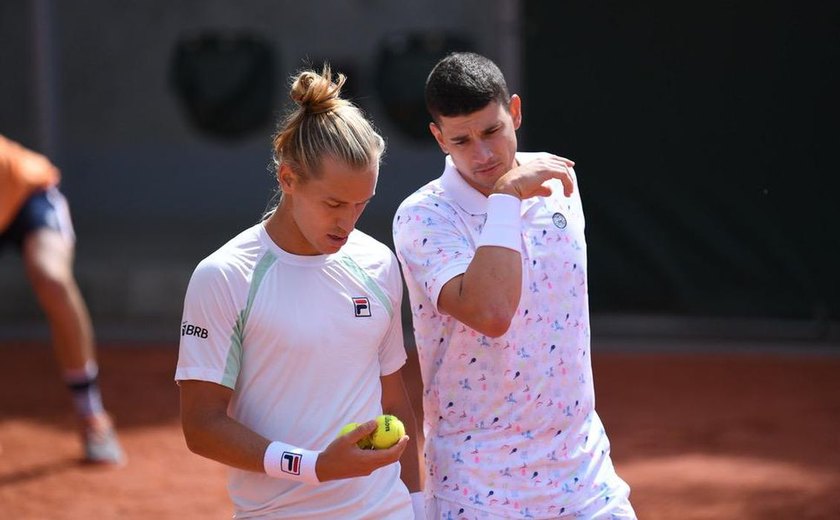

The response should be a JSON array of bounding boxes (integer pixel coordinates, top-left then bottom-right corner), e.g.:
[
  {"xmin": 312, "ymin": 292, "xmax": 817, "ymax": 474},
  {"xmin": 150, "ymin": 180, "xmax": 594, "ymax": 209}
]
[
  {"xmin": 176, "ymin": 223, "xmax": 412, "ymax": 519},
  {"xmin": 393, "ymin": 153, "xmax": 629, "ymax": 518}
]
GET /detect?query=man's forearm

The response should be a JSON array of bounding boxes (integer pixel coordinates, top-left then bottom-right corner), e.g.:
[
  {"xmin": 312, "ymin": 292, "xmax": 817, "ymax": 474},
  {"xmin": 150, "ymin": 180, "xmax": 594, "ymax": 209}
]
[
  {"xmin": 183, "ymin": 410, "xmax": 271, "ymax": 473},
  {"xmin": 440, "ymin": 245, "xmax": 523, "ymax": 337}
]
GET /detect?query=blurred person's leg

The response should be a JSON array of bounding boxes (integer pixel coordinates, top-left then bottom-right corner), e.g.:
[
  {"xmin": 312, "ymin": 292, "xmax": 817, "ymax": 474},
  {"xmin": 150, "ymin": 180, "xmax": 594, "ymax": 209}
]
[
  {"xmin": 20, "ymin": 188, "xmax": 125, "ymax": 465},
  {"xmin": 23, "ymin": 227, "xmax": 94, "ymax": 374}
]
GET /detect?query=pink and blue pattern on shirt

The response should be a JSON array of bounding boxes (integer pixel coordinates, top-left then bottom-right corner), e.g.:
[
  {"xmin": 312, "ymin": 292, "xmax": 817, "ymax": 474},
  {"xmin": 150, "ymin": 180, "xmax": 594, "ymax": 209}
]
[{"xmin": 394, "ymin": 165, "xmax": 624, "ymax": 518}]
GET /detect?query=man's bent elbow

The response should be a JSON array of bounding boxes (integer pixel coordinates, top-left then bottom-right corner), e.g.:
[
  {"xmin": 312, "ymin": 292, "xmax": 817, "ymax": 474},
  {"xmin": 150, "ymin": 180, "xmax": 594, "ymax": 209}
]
[
  {"xmin": 182, "ymin": 423, "xmax": 205, "ymax": 455},
  {"xmin": 181, "ymin": 414, "xmax": 217, "ymax": 457},
  {"xmin": 443, "ymin": 297, "xmax": 516, "ymax": 337},
  {"xmin": 474, "ymin": 312, "xmax": 514, "ymax": 338}
]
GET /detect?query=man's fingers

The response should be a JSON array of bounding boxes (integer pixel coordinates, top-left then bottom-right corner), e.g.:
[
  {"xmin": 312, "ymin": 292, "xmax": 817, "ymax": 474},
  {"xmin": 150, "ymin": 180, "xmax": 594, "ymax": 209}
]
[
  {"xmin": 548, "ymin": 154, "xmax": 575, "ymax": 167},
  {"xmin": 535, "ymin": 184, "xmax": 553, "ymax": 197},
  {"xmin": 536, "ymin": 164, "xmax": 574, "ymax": 198},
  {"xmin": 354, "ymin": 435, "xmax": 409, "ymax": 471},
  {"xmin": 377, "ymin": 435, "xmax": 409, "ymax": 461},
  {"xmin": 346, "ymin": 420, "xmax": 377, "ymax": 444},
  {"xmin": 394, "ymin": 435, "xmax": 409, "ymax": 452},
  {"xmin": 544, "ymin": 162, "xmax": 574, "ymax": 197},
  {"xmin": 496, "ymin": 156, "xmax": 576, "ymax": 200},
  {"xmin": 559, "ymin": 172, "xmax": 574, "ymax": 197}
]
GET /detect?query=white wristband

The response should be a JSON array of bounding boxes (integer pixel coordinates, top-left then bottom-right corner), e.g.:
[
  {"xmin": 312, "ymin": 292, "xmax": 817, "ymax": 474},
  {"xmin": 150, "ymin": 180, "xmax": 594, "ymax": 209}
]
[
  {"xmin": 410, "ymin": 492, "xmax": 425, "ymax": 519},
  {"xmin": 264, "ymin": 441, "xmax": 321, "ymax": 485},
  {"xmin": 476, "ymin": 193, "xmax": 522, "ymax": 252}
]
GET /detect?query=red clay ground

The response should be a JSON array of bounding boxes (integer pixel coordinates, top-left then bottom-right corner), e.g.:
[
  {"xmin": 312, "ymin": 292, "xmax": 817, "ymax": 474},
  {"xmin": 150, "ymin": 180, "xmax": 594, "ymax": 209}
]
[{"xmin": 1, "ymin": 341, "xmax": 838, "ymax": 519}]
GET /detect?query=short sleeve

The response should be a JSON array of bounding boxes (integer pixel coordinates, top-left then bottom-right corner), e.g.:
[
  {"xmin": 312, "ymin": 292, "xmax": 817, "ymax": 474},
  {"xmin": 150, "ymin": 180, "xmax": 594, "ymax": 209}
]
[
  {"xmin": 378, "ymin": 251, "xmax": 408, "ymax": 376},
  {"xmin": 175, "ymin": 259, "xmax": 243, "ymax": 389},
  {"xmin": 393, "ymin": 200, "xmax": 475, "ymax": 313}
]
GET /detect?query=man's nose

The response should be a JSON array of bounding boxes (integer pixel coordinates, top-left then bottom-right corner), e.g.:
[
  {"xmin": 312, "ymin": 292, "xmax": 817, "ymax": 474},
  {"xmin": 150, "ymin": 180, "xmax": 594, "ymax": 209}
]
[
  {"xmin": 475, "ymin": 140, "xmax": 493, "ymax": 162},
  {"xmin": 337, "ymin": 205, "xmax": 359, "ymax": 233}
]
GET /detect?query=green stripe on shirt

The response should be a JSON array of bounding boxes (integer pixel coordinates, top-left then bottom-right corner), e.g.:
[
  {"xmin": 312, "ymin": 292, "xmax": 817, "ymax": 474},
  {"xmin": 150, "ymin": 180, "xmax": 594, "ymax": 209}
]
[
  {"xmin": 337, "ymin": 254, "xmax": 393, "ymax": 319},
  {"xmin": 221, "ymin": 252, "xmax": 277, "ymax": 388}
]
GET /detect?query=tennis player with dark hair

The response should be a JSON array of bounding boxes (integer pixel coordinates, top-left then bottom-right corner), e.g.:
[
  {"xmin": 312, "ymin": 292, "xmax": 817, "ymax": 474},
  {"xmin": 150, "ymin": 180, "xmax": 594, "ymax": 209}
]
[{"xmin": 394, "ymin": 52, "xmax": 635, "ymax": 519}]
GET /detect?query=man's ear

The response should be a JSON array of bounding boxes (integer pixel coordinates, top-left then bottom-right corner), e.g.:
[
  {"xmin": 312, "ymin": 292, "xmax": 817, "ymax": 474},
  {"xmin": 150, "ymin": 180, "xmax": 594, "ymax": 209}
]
[
  {"xmin": 278, "ymin": 163, "xmax": 297, "ymax": 194},
  {"xmin": 509, "ymin": 94, "xmax": 522, "ymax": 131},
  {"xmin": 429, "ymin": 122, "xmax": 448, "ymax": 154}
]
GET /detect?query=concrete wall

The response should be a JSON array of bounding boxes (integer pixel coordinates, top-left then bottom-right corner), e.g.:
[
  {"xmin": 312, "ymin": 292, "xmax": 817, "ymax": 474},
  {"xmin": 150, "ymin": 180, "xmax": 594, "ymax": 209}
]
[{"xmin": 0, "ymin": 0, "xmax": 518, "ymax": 340}]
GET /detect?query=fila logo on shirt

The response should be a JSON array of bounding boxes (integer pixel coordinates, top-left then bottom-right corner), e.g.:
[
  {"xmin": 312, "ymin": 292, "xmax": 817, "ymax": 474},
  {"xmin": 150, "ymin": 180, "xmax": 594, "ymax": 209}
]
[
  {"xmin": 353, "ymin": 296, "xmax": 371, "ymax": 317},
  {"xmin": 181, "ymin": 321, "xmax": 209, "ymax": 339},
  {"xmin": 281, "ymin": 451, "xmax": 302, "ymax": 475}
]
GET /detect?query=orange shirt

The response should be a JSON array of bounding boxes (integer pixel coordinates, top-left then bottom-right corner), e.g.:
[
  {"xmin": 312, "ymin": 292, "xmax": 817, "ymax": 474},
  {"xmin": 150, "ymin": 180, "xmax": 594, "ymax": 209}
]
[{"xmin": 0, "ymin": 134, "xmax": 61, "ymax": 232}]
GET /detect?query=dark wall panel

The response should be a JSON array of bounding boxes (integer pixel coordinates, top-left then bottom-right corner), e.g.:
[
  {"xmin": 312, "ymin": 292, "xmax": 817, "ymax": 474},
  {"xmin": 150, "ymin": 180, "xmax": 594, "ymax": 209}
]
[{"xmin": 523, "ymin": 1, "xmax": 839, "ymax": 321}]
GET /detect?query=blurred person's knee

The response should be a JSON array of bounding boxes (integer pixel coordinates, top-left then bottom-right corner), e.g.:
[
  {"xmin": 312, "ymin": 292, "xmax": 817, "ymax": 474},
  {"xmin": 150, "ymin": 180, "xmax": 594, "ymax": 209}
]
[{"xmin": 23, "ymin": 229, "xmax": 78, "ymax": 305}]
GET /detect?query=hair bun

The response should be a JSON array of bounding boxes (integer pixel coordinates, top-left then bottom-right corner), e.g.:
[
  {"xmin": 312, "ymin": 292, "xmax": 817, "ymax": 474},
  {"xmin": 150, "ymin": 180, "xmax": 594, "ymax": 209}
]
[{"xmin": 290, "ymin": 66, "xmax": 348, "ymax": 115}]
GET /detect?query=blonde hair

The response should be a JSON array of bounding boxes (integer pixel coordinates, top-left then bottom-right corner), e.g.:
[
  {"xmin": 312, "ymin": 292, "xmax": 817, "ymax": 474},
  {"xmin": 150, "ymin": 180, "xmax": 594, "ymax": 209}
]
[{"xmin": 271, "ymin": 65, "xmax": 385, "ymax": 183}]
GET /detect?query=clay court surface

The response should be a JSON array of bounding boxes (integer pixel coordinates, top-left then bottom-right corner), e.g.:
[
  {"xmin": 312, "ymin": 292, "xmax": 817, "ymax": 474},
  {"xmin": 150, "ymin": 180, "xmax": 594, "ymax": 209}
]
[{"xmin": 1, "ymin": 341, "xmax": 838, "ymax": 519}]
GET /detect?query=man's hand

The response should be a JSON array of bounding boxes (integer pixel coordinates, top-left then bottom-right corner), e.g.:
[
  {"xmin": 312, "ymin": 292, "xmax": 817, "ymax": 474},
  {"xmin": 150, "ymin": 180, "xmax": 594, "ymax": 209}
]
[
  {"xmin": 493, "ymin": 155, "xmax": 575, "ymax": 200},
  {"xmin": 315, "ymin": 420, "xmax": 409, "ymax": 482}
]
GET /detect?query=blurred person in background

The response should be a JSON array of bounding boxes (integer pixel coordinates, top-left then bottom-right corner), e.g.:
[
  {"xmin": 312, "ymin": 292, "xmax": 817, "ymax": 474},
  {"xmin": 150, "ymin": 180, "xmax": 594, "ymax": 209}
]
[{"xmin": 0, "ymin": 133, "xmax": 125, "ymax": 465}]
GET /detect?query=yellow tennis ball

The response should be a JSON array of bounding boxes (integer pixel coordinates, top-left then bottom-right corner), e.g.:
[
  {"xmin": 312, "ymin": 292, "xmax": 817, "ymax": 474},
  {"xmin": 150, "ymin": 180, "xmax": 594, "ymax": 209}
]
[
  {"xmin": 370, "ymin": 414, "xmax": 405, "ymax": 449},
  {"xmin": 338, "ymin": 422, "xmax": 359, "ymax": 437},
  {"xmin": 338, "ymin": 422, "xmax": 372, "ymax": 449}
]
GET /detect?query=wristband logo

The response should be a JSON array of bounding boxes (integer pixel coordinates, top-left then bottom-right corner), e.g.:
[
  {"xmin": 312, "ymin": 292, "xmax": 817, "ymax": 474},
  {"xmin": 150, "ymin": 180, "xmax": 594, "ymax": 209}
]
[
  {"xmin": 353, "ymin": 296, "xmax": 371, "ymax": 317},
  {"xmin": 281, "ymin": 451, "xmax": 302, "ymax": 475},
  {"xmin": 552, "ymin": 212, "xmax": 567, "ymax": 229}
]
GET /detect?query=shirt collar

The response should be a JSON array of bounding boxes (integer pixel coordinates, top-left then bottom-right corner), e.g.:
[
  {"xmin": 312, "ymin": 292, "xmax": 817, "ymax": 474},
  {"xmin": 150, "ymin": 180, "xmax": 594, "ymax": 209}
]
[{"xmin": 439, "ymin": 153, "xmax": 540, "ymax": 215}]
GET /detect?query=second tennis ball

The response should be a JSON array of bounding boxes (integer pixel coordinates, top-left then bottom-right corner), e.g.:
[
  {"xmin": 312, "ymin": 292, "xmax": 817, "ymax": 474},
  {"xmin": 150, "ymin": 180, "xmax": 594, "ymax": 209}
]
[{"xmin": 338, "ymin": 422, "xmax": 372, "ymax": 449}]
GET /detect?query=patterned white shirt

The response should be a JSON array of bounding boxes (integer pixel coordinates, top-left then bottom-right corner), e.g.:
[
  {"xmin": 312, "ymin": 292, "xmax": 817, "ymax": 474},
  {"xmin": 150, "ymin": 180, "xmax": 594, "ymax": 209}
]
[{"xmin": 394, "ymin": 153, "xmax": 628, "ymax": 518}]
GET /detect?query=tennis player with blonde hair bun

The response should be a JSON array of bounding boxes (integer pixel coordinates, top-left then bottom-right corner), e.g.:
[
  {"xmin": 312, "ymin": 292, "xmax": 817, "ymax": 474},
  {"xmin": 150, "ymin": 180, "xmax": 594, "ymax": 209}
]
[{"xmin": 177, "ymin": 65, "xmax": 423, "ymax": 519}]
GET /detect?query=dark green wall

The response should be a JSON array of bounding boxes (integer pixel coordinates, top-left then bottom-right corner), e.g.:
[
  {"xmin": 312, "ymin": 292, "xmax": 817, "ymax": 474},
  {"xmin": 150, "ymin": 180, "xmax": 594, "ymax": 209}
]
[{"xmin": 523, "ymin": 1, "xmax": 839, "ymax": 321}]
